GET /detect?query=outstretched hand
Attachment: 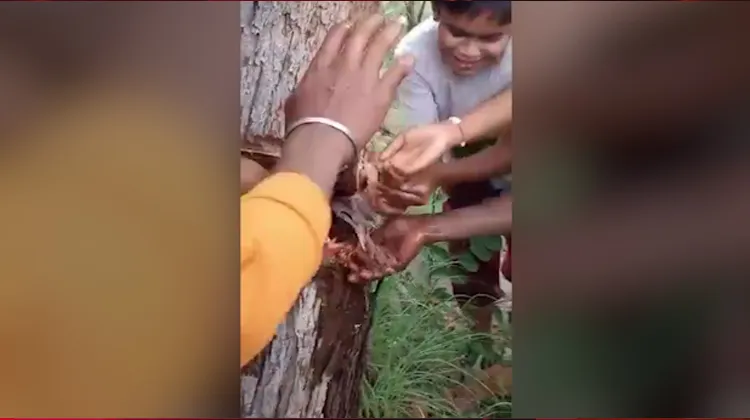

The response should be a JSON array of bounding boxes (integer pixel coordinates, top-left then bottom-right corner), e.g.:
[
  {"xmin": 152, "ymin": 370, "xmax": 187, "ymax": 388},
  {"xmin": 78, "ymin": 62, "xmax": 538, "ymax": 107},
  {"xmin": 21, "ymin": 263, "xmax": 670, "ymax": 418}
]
[
  {"xmin": 343, "ymin": 215, "xmax": 430, "ymax": 283},
  {"xmin": 368, "ymin": 165, "xmax": 442, "ymax": 215},
  {"xmin": 378, "ymin": 121, "xmax": 462, "ymax": 176}
]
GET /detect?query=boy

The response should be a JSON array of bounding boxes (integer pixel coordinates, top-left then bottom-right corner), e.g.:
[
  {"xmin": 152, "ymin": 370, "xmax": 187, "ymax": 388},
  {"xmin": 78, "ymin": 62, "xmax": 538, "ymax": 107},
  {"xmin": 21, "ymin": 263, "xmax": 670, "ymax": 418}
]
[{"xmin": 377, "ymin": 0, "xmax": 513, "ymax": 329}]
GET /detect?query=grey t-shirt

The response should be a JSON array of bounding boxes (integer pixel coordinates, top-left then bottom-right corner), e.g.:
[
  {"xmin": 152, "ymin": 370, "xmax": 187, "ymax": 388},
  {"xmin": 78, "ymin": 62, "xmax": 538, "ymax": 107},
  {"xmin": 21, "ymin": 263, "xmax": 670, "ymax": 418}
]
[
  {"xmin": 391, "ymin": 19, "xmax": 512, "ymax": 192},
  {"xmin": 392, "ymin": 19, "xmax": 513, "ymax": 130}
]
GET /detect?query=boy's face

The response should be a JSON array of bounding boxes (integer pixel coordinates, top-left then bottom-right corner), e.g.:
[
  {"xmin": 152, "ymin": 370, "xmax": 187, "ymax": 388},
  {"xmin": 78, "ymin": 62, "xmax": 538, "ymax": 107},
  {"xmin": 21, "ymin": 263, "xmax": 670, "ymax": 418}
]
[{"xmin": 436, "ymin": 8, "xmax": 510, "ymax": 76}]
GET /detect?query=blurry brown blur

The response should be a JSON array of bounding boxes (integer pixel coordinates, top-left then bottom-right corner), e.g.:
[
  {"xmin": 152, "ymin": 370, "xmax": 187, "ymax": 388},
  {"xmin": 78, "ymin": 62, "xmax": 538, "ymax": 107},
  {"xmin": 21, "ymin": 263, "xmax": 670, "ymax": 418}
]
[
  {"xmin": 513, "ymin": 1, "xmax": 750, "ymax": 417},
  {"xmin": 0, "ymin": 2, "xmax": 239, "ymax": 417}
]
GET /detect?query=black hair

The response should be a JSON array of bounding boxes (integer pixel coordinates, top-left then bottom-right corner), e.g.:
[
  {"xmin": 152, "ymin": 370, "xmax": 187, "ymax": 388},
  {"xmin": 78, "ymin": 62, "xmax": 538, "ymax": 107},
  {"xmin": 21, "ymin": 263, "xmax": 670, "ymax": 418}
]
[{"xmin": 431, "ymin": 0, "xmax": 511, "ymax": 25}]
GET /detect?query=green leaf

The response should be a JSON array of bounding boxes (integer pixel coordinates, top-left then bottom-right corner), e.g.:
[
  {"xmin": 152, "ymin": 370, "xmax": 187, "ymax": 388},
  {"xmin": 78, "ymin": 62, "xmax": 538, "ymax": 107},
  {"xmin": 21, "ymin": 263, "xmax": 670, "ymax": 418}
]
[
  {"xmin": 457, "ymin": 252, "xmax": 480, "ymax": 272},
  {"xmin": 429, "ymin": 263, "xmax": 466, "ymax": 279},
  {"xmin": 430, "ymin": 189, "xmax": 448, "ymax": 213},
  {"xmin": 425, "ymin": 243, "xmax": 451, "ymax": 261},
  {"xmin": 473, "ymin": 235, "xmax": 505, "ymax": 251},
  {"xmin": 467, "ymin": 336, "xmax": 505, "ymax": 367},
  {"xmin": 431, "ymin": 286, "xmax": 453, "ymax": 301},
  {"xmin": 469, "ymin": 239, "xmax": 494, "ymax": 262},
  {"xmin": 407, "ymin": 204, "xmax": 434, "ymax": 215},
  {"xmin": 448, "ymin": 274, "xmax": 468, "ymax": 284}
]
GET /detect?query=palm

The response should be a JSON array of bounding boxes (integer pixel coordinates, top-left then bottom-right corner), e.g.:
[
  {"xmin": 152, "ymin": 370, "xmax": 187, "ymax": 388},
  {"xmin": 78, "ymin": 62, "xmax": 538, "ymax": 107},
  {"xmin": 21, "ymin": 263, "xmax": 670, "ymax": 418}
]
[
  {"xmin": 381, "ymin": 124, "xmax": 455, "ymax": 175},
  {"xmin": 376, "ymin": 217, "xmax": 425, "ymax": 269},
  {"xmin": 368, "ymin": 169, "xmax": 437, "ymax": 215}
]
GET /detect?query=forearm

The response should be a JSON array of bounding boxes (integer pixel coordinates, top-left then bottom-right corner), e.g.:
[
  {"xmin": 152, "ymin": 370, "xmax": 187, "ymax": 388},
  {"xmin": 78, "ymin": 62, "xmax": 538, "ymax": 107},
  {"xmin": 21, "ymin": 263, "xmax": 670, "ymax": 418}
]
[
  {"xmin": 433, "ymin": 140, "xmax": 512, "ymax": 188},
  {"xmin": 423, "ymin": 195, "xmax": 512, "ymax": 243},
  {"xmin": 453, "ymin": 88, "xmax": 512, "ymax": 147}
]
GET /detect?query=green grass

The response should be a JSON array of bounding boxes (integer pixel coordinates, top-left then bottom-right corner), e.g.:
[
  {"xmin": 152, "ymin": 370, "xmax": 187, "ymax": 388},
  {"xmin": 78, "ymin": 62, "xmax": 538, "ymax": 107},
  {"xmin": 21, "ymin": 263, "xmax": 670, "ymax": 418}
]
[
  {"xmin": 361, "ymin": 259, "xmax": 512, "ymax": 418},
  {"xmin": 359, "ymin": 189, "xmax": 512, "ymax": 418}
]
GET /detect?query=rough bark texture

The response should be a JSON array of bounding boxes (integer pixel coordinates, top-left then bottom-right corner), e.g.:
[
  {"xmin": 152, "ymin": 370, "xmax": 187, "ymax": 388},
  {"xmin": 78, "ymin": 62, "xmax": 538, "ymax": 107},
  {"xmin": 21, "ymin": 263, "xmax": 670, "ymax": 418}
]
[{"xmin": 240, "ymin": 2, "xmax": 380, "ymax": 418}]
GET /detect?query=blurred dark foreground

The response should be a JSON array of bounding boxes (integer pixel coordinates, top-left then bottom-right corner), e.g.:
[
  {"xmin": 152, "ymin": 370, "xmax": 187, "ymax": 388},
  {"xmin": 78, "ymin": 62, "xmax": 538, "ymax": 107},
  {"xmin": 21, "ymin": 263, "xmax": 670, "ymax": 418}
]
[{"xmin": 513, "ymin": 1, "xmax": 750, "ymax": 417}]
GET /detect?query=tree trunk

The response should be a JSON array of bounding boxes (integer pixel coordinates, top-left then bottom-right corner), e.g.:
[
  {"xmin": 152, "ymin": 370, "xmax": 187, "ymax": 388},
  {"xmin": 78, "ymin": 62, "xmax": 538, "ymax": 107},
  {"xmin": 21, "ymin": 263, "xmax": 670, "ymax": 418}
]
[{"xmin": 239, "ymin": 2, "xmax": 380, "ymax": 418}]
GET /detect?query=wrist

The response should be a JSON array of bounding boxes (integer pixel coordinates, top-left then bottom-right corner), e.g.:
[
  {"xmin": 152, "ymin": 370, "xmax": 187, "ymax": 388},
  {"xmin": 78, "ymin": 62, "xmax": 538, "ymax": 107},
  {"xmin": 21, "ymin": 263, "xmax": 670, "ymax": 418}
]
[
  {"xmin": 416, "ymin": 215, "xmax": 443, "ymax": 244},
  {"xmin": 426, "ymin": 162, "xmax": 451, "ymax": 189},
  {"xmin": 445, "ymin": 116, "xmax": 467, "ymax": 147},
  {"xmin": 285, "ymin": 123, "xmax": 355, "ymax": 169},
  {"xmin": 275, "ymin": 124, "xmax": 355, "ymax": 198}
]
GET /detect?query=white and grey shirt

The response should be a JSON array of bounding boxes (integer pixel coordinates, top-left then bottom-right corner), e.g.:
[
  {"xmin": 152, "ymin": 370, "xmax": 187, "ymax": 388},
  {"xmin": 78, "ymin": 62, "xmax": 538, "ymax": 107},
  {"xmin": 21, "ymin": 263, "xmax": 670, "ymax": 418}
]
[{"xmin": 392, "ymin": 19, "xmax": 512, "ymax": 130}]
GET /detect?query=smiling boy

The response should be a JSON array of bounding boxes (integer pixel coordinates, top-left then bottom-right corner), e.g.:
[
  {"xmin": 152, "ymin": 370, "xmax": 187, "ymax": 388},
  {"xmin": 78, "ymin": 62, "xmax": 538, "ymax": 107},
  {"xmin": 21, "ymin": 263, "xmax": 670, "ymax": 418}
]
[
  {"xmin": 381, "ymin": 0, "xmax": 513, "ymax": 331},
  {"xmin": 393, "ymin": 0, "xmax": 511, "ymax": 130}
]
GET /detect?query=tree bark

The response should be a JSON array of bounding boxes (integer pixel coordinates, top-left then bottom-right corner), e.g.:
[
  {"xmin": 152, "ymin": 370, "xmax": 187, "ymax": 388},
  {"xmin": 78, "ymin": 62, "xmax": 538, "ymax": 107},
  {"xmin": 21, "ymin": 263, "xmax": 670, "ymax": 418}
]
[{"xmin": 240, "ymin": 2, "xmax": 380, "ymax": 418}]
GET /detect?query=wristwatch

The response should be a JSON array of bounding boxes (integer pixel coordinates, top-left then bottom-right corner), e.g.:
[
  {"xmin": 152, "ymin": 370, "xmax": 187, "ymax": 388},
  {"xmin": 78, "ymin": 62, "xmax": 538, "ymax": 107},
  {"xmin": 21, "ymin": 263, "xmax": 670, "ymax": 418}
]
[{"xmin": 447, "ymin": 116, "xmax": 466, "ymax": 147}]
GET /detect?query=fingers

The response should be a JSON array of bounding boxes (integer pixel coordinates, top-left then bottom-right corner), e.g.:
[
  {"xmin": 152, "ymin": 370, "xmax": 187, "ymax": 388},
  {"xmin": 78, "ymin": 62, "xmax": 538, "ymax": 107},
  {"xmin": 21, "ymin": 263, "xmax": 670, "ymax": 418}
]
[
  {"xmin": 343, "ymin": 14, "xmax": 385, "ymax": 69},
  {"xmin": 363, "ymin": 17, "xmax": 406, "ymax": 76},
  {"xmin": 379, "ymin": 135, "xmax": 405, "ymax": 162},
  {"xmin": 376, "ymin": 183, "xmax": 425, "ymax": 206},
  {"xmin": 391, "ymin": 147, "xmax": 438, "ymax": 176},
  {"xmin": 371, "ymin": 195, "xmax": 406, "ymax": 216},
  {"xmin": 345, "ymin": 248, "xmax": 395, "ymax": 283},
  {"xmin": 385, "ymin": 188, "xmax": 426, "ymax": 207},
  {"xmin": 383, "ymin": 163, "xmax": 409, "ymax": 186},
  {"xmin": 312, "ymin": 21, "xmax": 352, "ymax": 69},
  {"xmin": 380, "ymin": 54, "xmax": 414, "ymax": 93}
]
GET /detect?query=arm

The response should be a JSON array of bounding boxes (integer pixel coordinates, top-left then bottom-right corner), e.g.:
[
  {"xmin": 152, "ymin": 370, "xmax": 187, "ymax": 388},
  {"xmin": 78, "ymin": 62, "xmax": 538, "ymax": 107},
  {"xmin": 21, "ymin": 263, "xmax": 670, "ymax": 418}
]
[
  {"xmin": 422, "ymin": 195, "xmax": 512, "ymax": 243},
  {"xmin": 378, "ymin": 88, "xmax": 513, "ymax": 177},
  {"xmin": 453, "ymin": 88, "xmax": 512, "ymax": 147},
  {"xmin": 240, "ymin": 125, "xmax": 351, "ymax": 365},
  {"xmin": 431, "ymin": 137, "xmax": 512, "ymax": 189}
]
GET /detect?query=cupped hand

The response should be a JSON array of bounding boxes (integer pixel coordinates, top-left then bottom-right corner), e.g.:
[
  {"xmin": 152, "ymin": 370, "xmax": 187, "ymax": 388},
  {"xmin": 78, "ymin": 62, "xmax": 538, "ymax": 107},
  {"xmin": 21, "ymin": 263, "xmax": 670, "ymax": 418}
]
[
  {"xmin": 345, "ymin": 215, "xmax": 429, "ymax": 283},
  {"xmin": 368, "ymin": 166, "xmax": 442, "ymax": 215},
  {"xmin": 379, "ymin": 121, "xmax": 462, "ymax": 176},
  {"xmin": 284, "ymin": 15, "xmax": 414, "ymax": 152}
]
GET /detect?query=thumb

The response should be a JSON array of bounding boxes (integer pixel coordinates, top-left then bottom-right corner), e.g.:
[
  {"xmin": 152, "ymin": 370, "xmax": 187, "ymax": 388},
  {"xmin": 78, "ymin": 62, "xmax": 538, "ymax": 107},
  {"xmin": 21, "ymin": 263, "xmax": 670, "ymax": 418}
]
[{"xmin": 379, "ymin": 135, "xmax": 405, "ymax": 162}]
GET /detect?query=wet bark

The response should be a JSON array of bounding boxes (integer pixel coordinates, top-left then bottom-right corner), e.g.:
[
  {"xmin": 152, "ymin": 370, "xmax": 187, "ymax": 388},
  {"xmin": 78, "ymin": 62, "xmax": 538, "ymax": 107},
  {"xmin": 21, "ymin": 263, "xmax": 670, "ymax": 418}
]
[{"xmin": 239, "ymin": 1, "xmax": 380, "ymax": 417}]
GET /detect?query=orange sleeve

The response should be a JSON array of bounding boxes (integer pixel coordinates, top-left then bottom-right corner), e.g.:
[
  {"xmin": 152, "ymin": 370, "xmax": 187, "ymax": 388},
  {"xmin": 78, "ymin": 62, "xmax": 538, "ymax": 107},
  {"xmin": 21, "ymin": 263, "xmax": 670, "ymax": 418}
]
[{"xmin": 240, "ymin": 172, "xmax": 331, "ymax": 365}]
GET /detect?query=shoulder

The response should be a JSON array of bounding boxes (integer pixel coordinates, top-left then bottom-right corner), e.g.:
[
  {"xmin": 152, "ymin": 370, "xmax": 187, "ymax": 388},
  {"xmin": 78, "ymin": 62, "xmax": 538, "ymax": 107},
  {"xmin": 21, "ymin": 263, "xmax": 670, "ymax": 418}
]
[
  {"xmin": 501, "ymin": 39, "xmax": 513, "ymax": 73},
  {"xmin": 489, "ymin": 38, "xmax": 513, "ymax": 88},
  {"xmin": 394, "ymin": 20, "xmax": 441, "ymax": 76}
]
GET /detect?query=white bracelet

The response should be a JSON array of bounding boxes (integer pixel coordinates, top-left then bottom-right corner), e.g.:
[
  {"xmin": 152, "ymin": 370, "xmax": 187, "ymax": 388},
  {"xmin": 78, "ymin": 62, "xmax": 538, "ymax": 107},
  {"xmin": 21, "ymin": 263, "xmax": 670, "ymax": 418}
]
[
  {"xmin": 447, "ymin": 116, "xmax": 466, "ymax": 147},
  {"xmin": 285, "ymin": 117, "xmax": 358, "ymax": 157}
]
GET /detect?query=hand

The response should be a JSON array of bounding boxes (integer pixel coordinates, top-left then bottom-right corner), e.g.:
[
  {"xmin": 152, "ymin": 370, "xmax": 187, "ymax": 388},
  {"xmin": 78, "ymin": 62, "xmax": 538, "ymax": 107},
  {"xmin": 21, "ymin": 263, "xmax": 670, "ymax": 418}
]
[
  {"xmin": 346, "ymin": 215, "xmax": 430, "ymax": 283},
  {"xmin": 379, "ymin": 121, "xmax": 463, "ymax": 176},
  {"xmin": 369, "ymin": 166, "xmax": 442, "ymax": 215},
  {"xmin": 284, "ymin": 15, "xmax": 414, "ymax": 154}
]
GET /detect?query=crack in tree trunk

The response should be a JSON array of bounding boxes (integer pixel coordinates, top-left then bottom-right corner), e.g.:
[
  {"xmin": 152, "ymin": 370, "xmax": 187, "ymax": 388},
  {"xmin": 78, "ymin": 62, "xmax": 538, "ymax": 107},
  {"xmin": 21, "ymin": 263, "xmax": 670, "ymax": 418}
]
[{"xmin": 240, "ymin": 2, "xmax": 381, "ymax": 417}]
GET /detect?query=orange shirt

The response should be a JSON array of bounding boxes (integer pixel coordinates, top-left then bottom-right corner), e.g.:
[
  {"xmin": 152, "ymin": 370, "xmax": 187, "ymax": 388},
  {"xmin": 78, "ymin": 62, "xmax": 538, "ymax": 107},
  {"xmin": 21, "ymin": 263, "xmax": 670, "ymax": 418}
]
[{"xmin": 240, "ymin": 172, "xmax": 331, "ymax": 364}]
